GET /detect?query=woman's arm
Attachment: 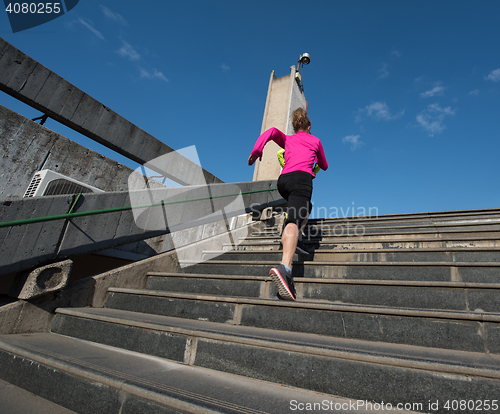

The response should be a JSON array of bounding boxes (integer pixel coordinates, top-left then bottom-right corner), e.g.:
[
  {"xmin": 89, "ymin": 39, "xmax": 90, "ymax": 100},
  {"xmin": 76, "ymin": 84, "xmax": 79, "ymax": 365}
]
[
  {"xmin": 249, "ymin": 127, "xmax": 286, "ymax": 161},
  {"xmin": 248, "ymin": 153, "xmax": 260, "ymax": 165},
  {"xmin": 316, "ymin": 141, "xmax": 329, "ymax": 171}
]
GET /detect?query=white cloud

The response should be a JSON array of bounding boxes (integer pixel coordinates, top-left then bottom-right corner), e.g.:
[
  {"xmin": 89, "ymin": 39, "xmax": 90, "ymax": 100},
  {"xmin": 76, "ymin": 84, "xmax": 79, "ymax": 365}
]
[
  {"xmin": 420, "ymin": 85, "xmax": 445, "ymax": 98},
  {"xmin": 392, "ymin": 50, "xmax": 401, "ymax": 57},
  {"xmin": 220, "ymin": 64, "xmax": 230, "ymax": 72},
  {"xmin": 485, "ymin": 68, "xmax": 500, "ymax": 82},
  {"xmin": 378, "ymin": 63, "xmax": 389, "ymax": 79},
  {"xmin": 117, "ymin": 41, "xmax": 140, "ymax": 61},
  {"xmin": 77, "ymin": 18, "xmax": 104, "ymax": 40},
  {"xmin": 414, "ymin": 76, "xmax": 424, "ymax": 84},
  {"xmin": 139, "ymin": 67, "xmax": 169, "ymax": 83},
  {"xmin": 343, "ymin": 135, "xmax": 363, "ymax": 150},
  {"xmin": 100, "ymin": 5, "xmax": 128, "ymax": 26},
  {"xmin": 428, "ymin": 103, "xmax": 455, "ymax": 116},
  {"xmin": 416, "ymin": 103, "xmax": 456, "ymax": 136},
  {"xmin": 469, "ymin": 89, "xmax": 480, "ymax": 96},
  {"xmin": 359, "ymin": 102, "xmax": 404, "ymax": 122},
  {"xmin": 152, "ymin": 69, "xmax": 168, "ymax": 83}
]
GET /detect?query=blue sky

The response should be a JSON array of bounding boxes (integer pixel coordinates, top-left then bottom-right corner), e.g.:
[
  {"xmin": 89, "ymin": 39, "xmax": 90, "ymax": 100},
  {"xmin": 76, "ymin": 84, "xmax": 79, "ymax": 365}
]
[{"xmin": 1, "ymin": 0, "xmax": 499, "ymax": 218}]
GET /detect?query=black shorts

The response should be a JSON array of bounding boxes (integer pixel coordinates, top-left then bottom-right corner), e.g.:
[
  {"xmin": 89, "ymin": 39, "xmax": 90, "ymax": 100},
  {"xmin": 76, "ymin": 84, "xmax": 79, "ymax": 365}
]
[{"xmin": 277, "ymin": 171, "xmax": 313, "ymax": 226}]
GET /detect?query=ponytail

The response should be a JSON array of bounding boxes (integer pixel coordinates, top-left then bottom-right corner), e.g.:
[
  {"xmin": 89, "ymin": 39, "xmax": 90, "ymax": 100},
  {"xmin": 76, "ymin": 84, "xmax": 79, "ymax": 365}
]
[{"xmin": 292, "ymin": 108, "xmax": 311, "ymax": 133}]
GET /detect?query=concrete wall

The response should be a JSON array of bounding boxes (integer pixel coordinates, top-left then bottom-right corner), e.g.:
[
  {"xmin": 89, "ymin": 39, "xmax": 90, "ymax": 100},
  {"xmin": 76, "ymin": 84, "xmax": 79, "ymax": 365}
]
[
  {"xmin": 286, "ymin": 71, "xmax": 308, "ymax": 135},
  {"xmin": 252, "ymin": 66, "xmax": 307, "ymax": 181},
  {"xmin": 0, "ymin": 105, "xmax": 165, "ymax": 199},
  {"xmin": 0, "ymin": 179, "xmax": 283, "ymax": 275}
]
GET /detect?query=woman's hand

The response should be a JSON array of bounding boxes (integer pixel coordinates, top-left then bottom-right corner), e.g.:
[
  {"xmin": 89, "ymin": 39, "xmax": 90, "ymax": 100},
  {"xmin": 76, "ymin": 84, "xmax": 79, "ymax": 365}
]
[{"xmin": 248, "ymin": 153, "xmax": 260, "ymax": 165}]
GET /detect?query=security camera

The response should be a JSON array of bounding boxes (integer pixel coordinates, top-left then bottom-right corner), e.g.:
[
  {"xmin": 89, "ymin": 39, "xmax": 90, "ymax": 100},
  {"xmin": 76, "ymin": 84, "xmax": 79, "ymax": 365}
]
[
  {"xmin": 299, "ymin": 53, "xmax": 311, "ymax": 65},
  {"xmin": 295, "ymin": 53, "xmax": 311, "ymax": 87}
]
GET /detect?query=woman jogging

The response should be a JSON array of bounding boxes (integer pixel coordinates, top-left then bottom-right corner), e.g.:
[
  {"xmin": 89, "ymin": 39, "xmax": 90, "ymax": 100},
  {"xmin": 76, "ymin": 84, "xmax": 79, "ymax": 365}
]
[
  {"xmin": 277, "ymin": 148, "xmax": 320, "ymax": 252},
  {"xmin": 248, "ymin": 108, "xmax": 328, "ymax": 300}
]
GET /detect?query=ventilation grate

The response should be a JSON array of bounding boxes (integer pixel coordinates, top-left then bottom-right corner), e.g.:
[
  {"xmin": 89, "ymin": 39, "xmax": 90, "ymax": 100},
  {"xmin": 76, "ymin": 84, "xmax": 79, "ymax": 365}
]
[
  {"xmin": 23, "ymin": 170, "xmax": 104, "ymax": 198},
  {"xmin": 43, "ymin": 179, "xmax": 95, "ymax": 196},
  {"xmin": 24, "ymin": 173, "xmax": 43, "ymax": 197}
]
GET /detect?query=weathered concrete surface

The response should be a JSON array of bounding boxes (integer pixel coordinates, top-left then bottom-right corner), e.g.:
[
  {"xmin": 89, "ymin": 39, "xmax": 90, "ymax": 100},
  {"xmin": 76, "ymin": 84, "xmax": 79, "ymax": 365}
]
[
  {"xmin": 0, "ymin": 219, "xmax": 260, "ymax": 335},
  {"xmin": 0, "ymin": 38, "xmax": 221, "ymax": 186},
  {"xmin": 0, "ymin": 105, "xmax": 166, "ymax": 200},
  {"xmin": 0, "ymin": 181, "xmax": 284, "ymax": 275},
  {"xmin": 0, "ymin": 104, "xmax": 168, "ymax": 260},
  {"xmin": 0, "ymin": 246, "xmax": 179, "ymax": 334},
  {"xmin": 252, "ymin": 66, "xmax": 308, "ymax": 181},
  {"xmin": 0, "ymin": 378, "xmax": 78, "ymax": 414},
  {"xmin": 174, "ymin": 217, "xmax": 255, "ymax": 264},
  {"xmin": 9, "ymin": 259, "xmax": 73, "ymax": 300}
]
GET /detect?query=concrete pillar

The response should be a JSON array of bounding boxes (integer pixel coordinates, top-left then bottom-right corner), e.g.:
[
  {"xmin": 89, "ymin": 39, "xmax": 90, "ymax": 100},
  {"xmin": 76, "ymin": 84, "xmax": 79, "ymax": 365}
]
[{"xmin": 252, "ymin": 66, "xmax": 307, "ymax": 181}]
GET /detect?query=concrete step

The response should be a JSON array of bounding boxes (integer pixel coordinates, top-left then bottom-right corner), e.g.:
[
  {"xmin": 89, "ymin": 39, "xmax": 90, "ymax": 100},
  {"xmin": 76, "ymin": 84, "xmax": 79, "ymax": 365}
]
[
  {"xmin": 253, "ymin": 210, "xmax": 500, "ymax": 241},
  {"xmin": 250, "ymin": 228, "xmax": 500, "ymax": 243},
  {"xmin": 0, "ymin": 332, "xmax": 365, "ymax": 414},
  {"xmin": 147, "ymin": 272, "xmax": 269, "ymax": 298},
  {"xmin": 145, "ymin": 272, "xmax": 500, "ymax": 312},
  {"xmin": 307, "ymin": 208, "xmax": 500, "ymax": 227},
  {"xmin": 307, "ymin": 223, "xmax": 500, "ymax": 238},
  {"xmin": 203, "ymin": 248, "xmax": 500, "ymax": 263},
  {"xmin": 45, "ymin": 307, "xmax": 500, "ymax": 413},
  {"xmin": 229, "ymin": 234, "xmax": 500, "ymax": 252},
  {"xmin": 179, "ymin": 260, "xmax": 500, "ymax": 283},
  {"xmin": 104, "ymin": 287, "xmax": 500, "ymax": 353},
  {"xmin": 0, "ymin": 378, "xmax": 78, "ymax": 414},
  {"xmin": 309, "ymin": 215, "xmax": 500, "ymax": 229},
  {"xmin": 260, "ymin": 210, "xmax": 500, "ymax": 234},
  {"xmin": 252, "ymin": 222, "xmax": 500, "ymax": 239}
]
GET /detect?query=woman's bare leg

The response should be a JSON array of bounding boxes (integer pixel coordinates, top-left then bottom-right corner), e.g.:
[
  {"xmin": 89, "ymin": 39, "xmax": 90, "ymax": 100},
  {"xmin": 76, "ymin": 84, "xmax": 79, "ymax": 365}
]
[
  {"xmin": 299, "ymin": 217, "xmax": 309, "ymax": 238},
  {"xmin": 281, "ymin": 222, "xmax": 299, "ymax": 268}
]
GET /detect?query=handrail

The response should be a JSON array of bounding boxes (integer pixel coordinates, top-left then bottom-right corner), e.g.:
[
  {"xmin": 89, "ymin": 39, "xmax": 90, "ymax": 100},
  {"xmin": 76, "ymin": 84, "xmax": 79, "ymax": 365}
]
[{"xmin": 0, "ymin": 187, "xmax": 278, "ymax": 229}]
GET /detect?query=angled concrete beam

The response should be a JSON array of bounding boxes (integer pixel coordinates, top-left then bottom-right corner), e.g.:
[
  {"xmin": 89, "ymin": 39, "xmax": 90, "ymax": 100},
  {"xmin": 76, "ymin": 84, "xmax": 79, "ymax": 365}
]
[{"xmin": 0, "ymin": 38, "xmax": 222, "ymax": 186}]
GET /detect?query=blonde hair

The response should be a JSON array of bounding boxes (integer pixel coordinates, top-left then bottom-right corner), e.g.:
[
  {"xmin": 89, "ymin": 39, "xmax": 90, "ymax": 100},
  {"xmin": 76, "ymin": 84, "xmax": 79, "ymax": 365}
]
[{"xmin": 292, "ymin": 108, "xmax": 311, "ymax": 133}]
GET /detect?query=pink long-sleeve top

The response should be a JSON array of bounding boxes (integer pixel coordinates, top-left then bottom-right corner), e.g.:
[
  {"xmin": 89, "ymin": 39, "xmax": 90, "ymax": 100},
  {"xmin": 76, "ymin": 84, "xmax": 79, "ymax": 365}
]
[{"xmin": 251, "ymin": 127, "xmax": 328, "ymax": 178}]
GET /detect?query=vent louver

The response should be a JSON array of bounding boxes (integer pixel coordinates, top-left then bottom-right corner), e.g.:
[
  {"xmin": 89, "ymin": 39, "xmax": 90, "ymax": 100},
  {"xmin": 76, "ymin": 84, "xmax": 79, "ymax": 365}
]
[{"xmin": 23, "ymin": 170, "xmax": 104, "ymax": 198}]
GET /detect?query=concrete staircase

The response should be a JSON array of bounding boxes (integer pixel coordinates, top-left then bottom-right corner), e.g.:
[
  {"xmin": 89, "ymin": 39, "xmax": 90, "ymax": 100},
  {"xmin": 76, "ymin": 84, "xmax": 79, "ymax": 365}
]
[{"xmin": 1, "ymin": 209, "xmax": 500, "ymax": 413}]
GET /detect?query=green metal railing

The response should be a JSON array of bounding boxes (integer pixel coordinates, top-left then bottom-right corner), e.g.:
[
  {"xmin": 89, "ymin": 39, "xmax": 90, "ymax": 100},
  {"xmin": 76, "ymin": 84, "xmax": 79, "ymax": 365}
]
[{"xmin": 0, "ymin": 187, "xmax": 279, "ymax": 229}]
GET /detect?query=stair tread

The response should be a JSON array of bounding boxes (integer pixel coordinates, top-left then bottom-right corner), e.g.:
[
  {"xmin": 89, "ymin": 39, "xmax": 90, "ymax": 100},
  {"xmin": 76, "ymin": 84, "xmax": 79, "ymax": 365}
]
[
  {"xmin": 181, "ymin": 259, "xmax": 500, "ymax": 267},
  {"xmin": 55, "ymin": 307, "xmax": 500, "ymax": 378},
  {"xmin": 257, "ymin": 220, "xmax": 500, "ymax": 229},
  {"xmin": 234, "ymin": 236, "xmax": 500, "ymax": 244},
  {"xmin": 213, "ymin": 247, "xmax": 500, "ymax": 252},
  {"xmin": 249, "ymin": 228, "xmax": 500, "ymax": 237},
  {"xmin": 5, "ymin": 208, "xmax": 500, "ymax": 412},
  {"xmin": 147, "ymin": 271, "xmax": 500, "ymax": 287},
  {"xmin": 106, "ymin": 287, "xmax": 500, "ymax": 321},
  {"xmin": 0, "ymin": 332, "xmax": 391, "ymax": 414},
  {"xmin": 308, "ymin": 208, "xmax": 500, "ymax": 219}
]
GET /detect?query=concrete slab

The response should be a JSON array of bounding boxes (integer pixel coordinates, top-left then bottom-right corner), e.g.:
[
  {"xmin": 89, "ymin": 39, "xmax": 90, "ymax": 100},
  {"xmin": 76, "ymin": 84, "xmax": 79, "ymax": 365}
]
[
  {"xmin": 53, "ymin": 307, "xmax": 500, "ymax": 375},
  {"xmin": 103, "ymin": 286, "xmax": 500, "ymax": 352},
  {"xmin": 0, "ymin": 332, "xmax": 398, "ymax": 414},
  {"xmin": 0, "ymin": 378, "xmax": 78, "ymax": 414},
  {"xmin": 45, "ymin": 308, "xmax": 500, "ymax": 411}
]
